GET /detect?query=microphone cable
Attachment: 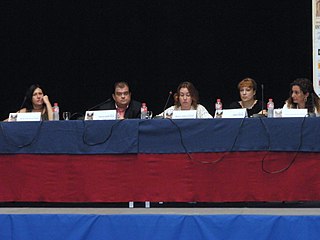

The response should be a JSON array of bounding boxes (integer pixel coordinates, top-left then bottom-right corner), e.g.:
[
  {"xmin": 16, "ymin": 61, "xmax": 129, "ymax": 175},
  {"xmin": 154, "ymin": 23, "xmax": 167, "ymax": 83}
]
[
  {"xmin": 167, "ymin": 117, "xmax": 246, "ymax": 164},
  {"xmin": 166, "ymin": 118, "xmax": 193, "ymax": 160},
  {"xmin": 204, "ymin": 117, "xmax": 247, "ymax": 164},
  {"xmin": 1, "ymin": 121, "xmax": 44, "ymax": 148},
  {"xmin": 261, "ymin": 116, "xmax": 306, "ymax": 174},
  {"xmin": 82, "ymin": 119, "xmax": 125, "ymax": 146},
  {"xmin": 69, "ymin": 112, "xmax": 85, "ymax": 120}
]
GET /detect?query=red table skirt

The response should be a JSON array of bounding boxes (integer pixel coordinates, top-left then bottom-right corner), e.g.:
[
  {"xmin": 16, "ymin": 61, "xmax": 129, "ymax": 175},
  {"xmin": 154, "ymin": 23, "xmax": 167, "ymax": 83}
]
[{"xmin": 0, "ymin": 152, "xmax": 319, "ymax": 202}]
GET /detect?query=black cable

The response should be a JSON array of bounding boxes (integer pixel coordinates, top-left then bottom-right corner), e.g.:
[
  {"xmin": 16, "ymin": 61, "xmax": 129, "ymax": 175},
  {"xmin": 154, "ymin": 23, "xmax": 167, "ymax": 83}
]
[
  {"xmin": 167, "ymin": 118, "xmax": 193, "ymax": 160},
  {"xmin": 82, "ymin": 119, "xmax": 125, "ymax": 146},
  {"xmin": 261, "ymin": 117, "xmax": 306, "ymax": 174},
  {"xmin": 69, "ymin": 112, "xmax": 85, "ymax": 120},
  {"xmin": 257, "ymin": 117, "xmax": 271, "ymax": 151},
  {"xmin": 167, "ymin": 117, "xmax": 246, "ymax": 164},
  {"xmin": 0, "ymin": 121, "xmax": 44, "ymax": 148}
]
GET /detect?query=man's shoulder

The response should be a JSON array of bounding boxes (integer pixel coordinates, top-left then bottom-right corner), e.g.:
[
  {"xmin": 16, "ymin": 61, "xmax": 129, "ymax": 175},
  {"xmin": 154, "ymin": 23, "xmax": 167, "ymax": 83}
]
[{"xmin": 129, "ymin": 100, "xmax": 142, "ymax": 108}]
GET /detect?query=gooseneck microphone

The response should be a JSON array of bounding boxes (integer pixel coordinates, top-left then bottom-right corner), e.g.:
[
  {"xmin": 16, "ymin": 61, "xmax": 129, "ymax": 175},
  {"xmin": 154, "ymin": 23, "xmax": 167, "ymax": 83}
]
[
  {"xmin": 252, "ymin": 84, "xmax": 265, "ymax": 118},
  {"xmin": 87, "ymin": 98, "xmax": 112, "ymax": 111},
  {"xmin": 309, "ymin": 92, "xmax": 316, "ymax": 117},
  {"xmin": 163, "ymin": 91, "xmax": 173, "ymax": 118},
  {"xmin": 261, "ymin": 84, "xmax": 264, "ymax": 114},
  {"xmin": 70, "ymin": 98, "xmax": 112, "ymax": 120}
]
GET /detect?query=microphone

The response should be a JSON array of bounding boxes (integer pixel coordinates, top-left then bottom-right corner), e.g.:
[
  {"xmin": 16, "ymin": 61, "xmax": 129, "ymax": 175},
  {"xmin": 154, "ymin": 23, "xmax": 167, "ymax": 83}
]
[
  {"xmin": 308, "ymin": 92, "xmax": 316, "ymax": 117},
  {"xmin": 163, "ymin": 91, "xmax": 173, "ymax": 118},
  {"xmin": 261, "ymin": 84, "xmax": 264, "ymax": 114},
  {"xmin": 87, "ymin": 98, "xmax": 112, "ymax": 111},
  {"xmin": 252, "ymin": 84, "xmax": 265, "ymax": 118},
  {"xmin": 72, "ymin": 99, "xmax": 112, "ymax": 120}
]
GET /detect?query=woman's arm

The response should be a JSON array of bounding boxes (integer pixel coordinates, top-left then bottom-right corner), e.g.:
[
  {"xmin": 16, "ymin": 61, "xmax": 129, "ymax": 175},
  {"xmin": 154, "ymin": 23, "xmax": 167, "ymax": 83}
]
[{"xmin": 43, "ymin": 95, "xmax": 53, "ymax": 120}]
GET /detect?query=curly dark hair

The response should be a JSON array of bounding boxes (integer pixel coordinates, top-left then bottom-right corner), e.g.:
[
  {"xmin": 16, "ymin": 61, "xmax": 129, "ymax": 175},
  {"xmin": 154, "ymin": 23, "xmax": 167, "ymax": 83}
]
[{"xmin": 286, "ymin": 78, "xmax": 320, "ymax": 113}]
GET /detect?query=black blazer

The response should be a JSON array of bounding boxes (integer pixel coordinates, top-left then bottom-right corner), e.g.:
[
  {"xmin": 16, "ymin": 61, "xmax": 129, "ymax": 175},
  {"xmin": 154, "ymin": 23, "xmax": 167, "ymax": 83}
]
[
  {"xmin": 98, "ymin": 99, "xmax": 141, "ymax": 119},
  {"xmin": 229, "ymin": 100, "xmax": 262, "ymax": 117}
]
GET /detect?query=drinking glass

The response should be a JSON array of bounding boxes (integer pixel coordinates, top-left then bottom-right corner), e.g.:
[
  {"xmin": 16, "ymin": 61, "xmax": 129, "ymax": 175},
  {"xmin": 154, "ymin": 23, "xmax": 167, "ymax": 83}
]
[
  {"xmin": 63, "ymin": 112, "xmax": 71, "ymax": 120},
  {"xmin": 146, "ymin": 111, "xmax": 153, "ymax": 119},
  {"xmin": 165, "ymin": 109, "xmax": 173, "ymax": 119}
]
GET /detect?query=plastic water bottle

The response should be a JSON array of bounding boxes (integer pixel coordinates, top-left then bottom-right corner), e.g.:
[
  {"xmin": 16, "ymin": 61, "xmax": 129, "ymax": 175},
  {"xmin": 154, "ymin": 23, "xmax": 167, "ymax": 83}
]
[
  {"xmin": 215, "ymin": 99, "xmax": 223, "ymax": 111},
  {"xmin": 215, "ymin": 99, "xmax": 223, "ymax": 118},
  {"xmin": 267, "ymin": 98, "xmax": 274, "ymax": 118},
  {"xmin": 140, "ymin": 103, "xmax": 147, "ymax": 119},
  {"xmin": 53, "ymin": 102, "xmax": 60, "ymax": 121}
]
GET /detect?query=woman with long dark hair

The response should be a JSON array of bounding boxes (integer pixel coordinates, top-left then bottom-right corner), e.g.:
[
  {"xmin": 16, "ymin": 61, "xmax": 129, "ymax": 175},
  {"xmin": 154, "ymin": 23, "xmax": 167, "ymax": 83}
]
[
  {"xmin": 17, "ymin": 84, "xmax": 54, "ymax": 120},
  {"xmin": 283, "ymin": 78, "xmax": 320, "ymax": 115}
]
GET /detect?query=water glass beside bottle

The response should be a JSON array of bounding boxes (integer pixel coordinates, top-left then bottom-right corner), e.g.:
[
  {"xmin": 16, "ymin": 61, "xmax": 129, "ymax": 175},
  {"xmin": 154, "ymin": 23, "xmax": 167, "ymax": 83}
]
[
  {"xmin": 63, "ymin": 112, "xmax": 71, "ymax": 120},
  {"xmin": 146, "ymin": 111, "xmax": 153, "ymax": 119}
]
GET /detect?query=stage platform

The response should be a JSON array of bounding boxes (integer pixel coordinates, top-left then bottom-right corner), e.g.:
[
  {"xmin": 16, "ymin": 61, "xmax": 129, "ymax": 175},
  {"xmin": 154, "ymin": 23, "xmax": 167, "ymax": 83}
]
[
  {"xmin": 1, "ymin": 207, "xmax": 320, "ymax": 215},
  {"xmin": 1, "ymin": 207, "xmax": 320, "ymax": 240}
]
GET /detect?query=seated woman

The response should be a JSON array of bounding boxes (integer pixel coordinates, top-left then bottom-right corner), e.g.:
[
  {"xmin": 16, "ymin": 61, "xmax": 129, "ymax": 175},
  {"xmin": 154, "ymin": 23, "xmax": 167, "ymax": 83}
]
[
  {"xmin": 229, "ymin": 78, "xmax": 263, "ymax": 117},
  {"xmin": 283, "ymin": 78, "xmax": 320, "ymax": 115},
  {"xmin": 157, "ymin": 81, "xmax": 212, "ymax": 118},
  {"xmin": 8, "ymin": 84, "xmax": 54, "ymax": 121}
]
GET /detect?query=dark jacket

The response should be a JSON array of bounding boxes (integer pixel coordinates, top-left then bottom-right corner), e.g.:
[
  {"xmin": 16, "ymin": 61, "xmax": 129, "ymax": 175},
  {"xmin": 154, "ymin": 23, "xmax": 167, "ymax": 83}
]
[
  {"xmin": 229, "ymin": 100, "xmax": 262, "ymax": 117},
  {"xmin": 98, "ymin": 99, "xmax": 141, "ymax": 119}
]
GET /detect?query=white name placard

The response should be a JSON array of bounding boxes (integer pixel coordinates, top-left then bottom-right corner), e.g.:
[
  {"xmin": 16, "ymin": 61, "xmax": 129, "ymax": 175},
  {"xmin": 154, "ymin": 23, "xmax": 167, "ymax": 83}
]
[
  {"xmin": 8, "ymin": 112, "xmax": 42, "ymax": 122},
  {"xmin": 214, "ymin": 109, "xmax": 247, "ymax": 118},
  {"xmin": 172, "ymin": 110, "xmax": 197, "ymax": 119},
  {"xmin": 85, "ymin": 110, "xmax": 117, "ymax": 120},
  {"xmin": 281, "ymin": 108, "xmax": 308, "ymax": 118}
]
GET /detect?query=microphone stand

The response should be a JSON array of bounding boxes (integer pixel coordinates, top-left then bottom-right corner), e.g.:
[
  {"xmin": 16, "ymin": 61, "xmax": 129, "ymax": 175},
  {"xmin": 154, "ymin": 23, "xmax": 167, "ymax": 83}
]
[
  {"xmin": 252, "ymin": 84, "xmax": 266, "ymax": 118},
  {"xmin": 163, "ymin": 91, "xmax": 173, "ymax": 118},
  {"xmin": 308, "ymin": 92, "xmax": 316, "ymax": 117},
  {"xmin": 261, "ymin": 84, "xmax": 264, "ymax": 114},
  {"xmin": 87, "ymin": 98, "xmax": 112, "ymax": 111},
  {"xmin": 71, "ymin": 98, "xmax": 112, "ymax": 120}
]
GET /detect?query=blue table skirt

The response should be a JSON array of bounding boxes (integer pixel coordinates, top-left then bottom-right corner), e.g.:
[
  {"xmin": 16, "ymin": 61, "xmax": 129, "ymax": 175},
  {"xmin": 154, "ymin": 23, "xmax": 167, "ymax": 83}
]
[{"xmin": 1, "ymin": 118, "xmax": 320, "ymax": 154}]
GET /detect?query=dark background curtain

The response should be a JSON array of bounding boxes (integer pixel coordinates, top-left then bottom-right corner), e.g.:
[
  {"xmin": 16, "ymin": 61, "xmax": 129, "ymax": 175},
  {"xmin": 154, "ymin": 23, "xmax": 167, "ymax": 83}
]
[{"xmin": 0, "ymin": 1, "xmax": 312, "ymax": 118}]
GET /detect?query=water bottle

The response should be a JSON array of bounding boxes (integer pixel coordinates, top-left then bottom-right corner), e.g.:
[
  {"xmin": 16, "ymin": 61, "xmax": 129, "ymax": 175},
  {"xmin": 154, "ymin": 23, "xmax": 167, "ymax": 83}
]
[
  {"xmin": 267, "ymin": 98, "xmax": 274, "ymax": 118},
  {"xmin": 140, "ymin": 103, "xmax": 147, "ymax": 119},
  {"xmin": 215, "ymin": 99, "xmax": 223, "ymax": 118},
  {"xmin": 215, "ymin": 99, "xmax": 223, "ymax": 111},
  {"xmin": 53, "ymin": 102, "xmax": 60, "ymax": 121}
]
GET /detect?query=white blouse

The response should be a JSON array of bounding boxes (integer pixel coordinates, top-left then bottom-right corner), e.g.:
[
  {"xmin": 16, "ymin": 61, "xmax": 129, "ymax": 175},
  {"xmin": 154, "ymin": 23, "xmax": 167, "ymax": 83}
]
[{"xmin": 157, "ymin": 104, "xmax": 213, "ymax": 119}]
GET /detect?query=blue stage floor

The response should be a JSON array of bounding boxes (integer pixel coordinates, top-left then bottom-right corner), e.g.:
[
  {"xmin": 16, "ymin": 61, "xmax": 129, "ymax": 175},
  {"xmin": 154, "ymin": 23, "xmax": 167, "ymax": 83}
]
[{"xmin": 1, "ymin": 208, "xmax": 320, "ymax": 240}]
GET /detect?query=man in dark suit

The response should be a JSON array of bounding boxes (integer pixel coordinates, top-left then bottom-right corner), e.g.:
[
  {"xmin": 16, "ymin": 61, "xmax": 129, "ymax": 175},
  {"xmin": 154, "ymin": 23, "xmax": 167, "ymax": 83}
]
[{"xmin": 98, "ymin": 81, "xmax": 141, "ymax": 119}]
